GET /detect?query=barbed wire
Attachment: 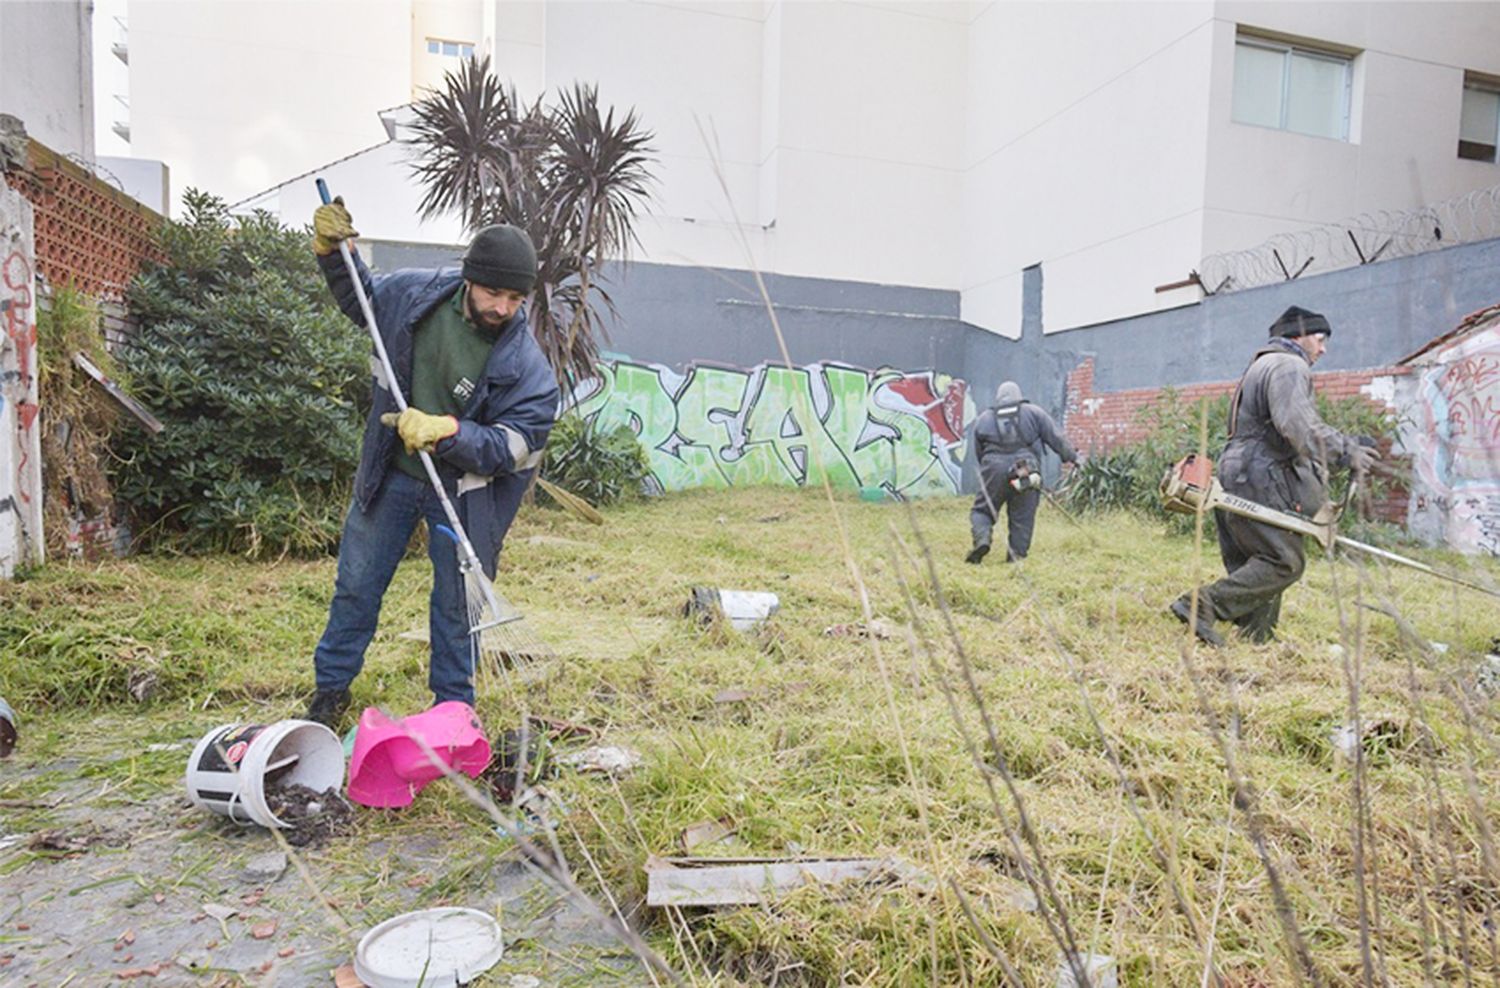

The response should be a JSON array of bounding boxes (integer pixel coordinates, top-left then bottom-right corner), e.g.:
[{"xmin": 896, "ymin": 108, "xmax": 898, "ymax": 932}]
[{"xmin": 1198, "ymin": 182, "xmax": 1500, "ymax": 294}]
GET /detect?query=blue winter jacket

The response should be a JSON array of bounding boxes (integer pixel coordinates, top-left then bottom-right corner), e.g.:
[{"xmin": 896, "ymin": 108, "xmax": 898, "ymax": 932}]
[{"xmin": 318, "ymin": 250, "xmax": 560, "ymax": 577}]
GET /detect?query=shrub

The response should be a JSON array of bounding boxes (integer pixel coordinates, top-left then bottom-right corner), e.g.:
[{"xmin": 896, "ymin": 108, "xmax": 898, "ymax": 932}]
[
  {"xmin": 539, "ymin": 412, "xmax": 650, "ymax": 507},
  {"xmin": 1067, "ymin": 385, "xmax": 1396, "ymax": 527},
  {"xmin": 110, "ymin": 189, "xmax": 369, "ymax": 556}
]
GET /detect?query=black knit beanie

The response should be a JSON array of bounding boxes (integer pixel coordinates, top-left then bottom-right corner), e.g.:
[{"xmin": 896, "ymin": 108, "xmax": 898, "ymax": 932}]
[
  {"xmin": 1269, "ymin": 305, "xmax": 1332, "ymax": 339},
  {"xmin": 462, "ymin": 224, "xmax": 537, "ymax": 293}
]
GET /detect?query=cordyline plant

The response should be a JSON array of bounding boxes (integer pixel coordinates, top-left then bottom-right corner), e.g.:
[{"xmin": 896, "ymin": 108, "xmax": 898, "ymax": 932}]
[{"xmin": 407, "ymin": 56, "xmax": 656, "ymax": 392}]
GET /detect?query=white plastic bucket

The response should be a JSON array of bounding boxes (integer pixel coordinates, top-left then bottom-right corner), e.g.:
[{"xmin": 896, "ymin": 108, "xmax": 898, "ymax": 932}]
[
  {"xmin": 185, "ymin": 720, "xmax": 345, "ymax": 828},
  {"xmin": 686, "ymin": 588, "xmax": 781, "ymax": 632}
]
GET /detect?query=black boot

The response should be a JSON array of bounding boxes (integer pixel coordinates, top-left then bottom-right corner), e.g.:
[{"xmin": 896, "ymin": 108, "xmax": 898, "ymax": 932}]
[
  {"xmin": 1169, "ymin": 596, "xmax": 1224, "ymax": 647},
  {"xmin": 965, "ymin": 541, "xmax": 991, "ymax": 564},
  {"xmin": 305, "ymin": 688, "xmax": 352, "ymax": 730}
]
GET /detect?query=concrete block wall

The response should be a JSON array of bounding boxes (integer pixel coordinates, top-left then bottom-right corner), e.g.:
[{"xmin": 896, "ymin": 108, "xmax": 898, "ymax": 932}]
[{"xmin": 2, "ymin": 138, "xmax": 163, "ymax": 300}]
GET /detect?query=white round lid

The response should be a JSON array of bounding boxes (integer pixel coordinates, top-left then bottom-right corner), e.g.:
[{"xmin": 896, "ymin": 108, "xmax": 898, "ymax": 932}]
[{"xmin": 353, "ymin": 907, "xmax": 504, "ymax": 988}]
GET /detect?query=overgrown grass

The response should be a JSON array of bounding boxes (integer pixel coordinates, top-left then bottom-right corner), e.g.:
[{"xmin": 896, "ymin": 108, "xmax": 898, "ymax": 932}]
[{"xmin": 2, "ymin": 487, "xmax": 1497, "ymax": 985}]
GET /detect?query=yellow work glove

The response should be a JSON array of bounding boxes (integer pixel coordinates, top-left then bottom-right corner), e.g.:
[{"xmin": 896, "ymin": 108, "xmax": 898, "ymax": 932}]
[
  {"xmin": 311, "ymin": 197, "xmax": 358, "ymax": 255},
  {"xmin": 380, "ymin": 408, "xmax": 459, "ymax": 454}
]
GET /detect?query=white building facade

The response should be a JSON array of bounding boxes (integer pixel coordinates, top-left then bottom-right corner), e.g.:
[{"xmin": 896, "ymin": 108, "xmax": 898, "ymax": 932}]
[{"xmin": 107, "ymin": 1, "xmax": 1500, "ymax": 337}]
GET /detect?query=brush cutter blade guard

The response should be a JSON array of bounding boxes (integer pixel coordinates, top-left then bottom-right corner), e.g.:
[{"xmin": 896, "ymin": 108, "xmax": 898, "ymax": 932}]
[{"xmin": 1161, "ymin": 454, "xmax": 1214, "ymax": 515}]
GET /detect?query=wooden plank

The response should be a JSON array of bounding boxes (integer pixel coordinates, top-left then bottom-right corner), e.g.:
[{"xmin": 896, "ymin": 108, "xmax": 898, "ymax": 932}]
[
  {"xmin": 72, "ymin": 352, "xmax": 164, "ymax": 434},
  {"xmin": 645, "ymin": 855, "xmax": 913, "ymax": 907}
]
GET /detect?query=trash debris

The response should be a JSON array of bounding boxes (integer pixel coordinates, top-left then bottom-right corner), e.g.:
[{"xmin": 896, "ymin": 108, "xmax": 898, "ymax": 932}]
[
  {"xmin": 1478, "ymin": 647, "xmax": 1500, "ymax": 696},
  {"xmin": 645, "ymin": 855, "xmax": 928, "ymax": 907},
  {"xmin": 1329, "ymin": 715, "xmax": 1411, "ymax": 762},
  {"xmin": 712, "ymin": 687, "xmax": 754, "ymax": 705},
  {"xmin": 262, "ymin": 783, "xmax": 356, "ymax": 848},
  {"xmin": 240, "ymin": 851, "xmax": 287, "ymax": 884},
  {"xmin": 1429, "ymin": 641, "xmax": 1450, "ymax": 654},
  {"xmin": 1056, "ymin": 951, "xmax": 1117, "ymax": 988},
  {"xmin": 558, "ymin": 745, "xmax": 642, "ymax": 775},
  {"xmin": 684, "ymin": 587, "xmax": 780, "ymax": 632},
  {"xmin": 492, "ymin": 786, "xmax": 566, "ymax": 843},
  {"xmin": 72, "ymin": 352, "xmax": 164, "ymax": 433},
  {"xmin": 353, "ymin": 907, "xmax": 504, "ymax": 988},
  {"xmin": 0, "ymin": 697, "xmax": 16, "ymax": 758},
  {"xmin": 822, "ymin": 619, "xmax": 895, "ymax": 640},
  {"xmin": 485, "ymin": 728, "xmax": 553, "ymax": 804},
  {"xmin": 681, "ymin": 818, "xmax": 737, "ymax": 852},
  {"xmin": 347, "ymin": 703, "xmax": 492, "ymax": 809},
  {"xmin": 26, "ymin": 828, "xmax": 102, "ymax": 855},
  {"xmin": 250, "ymin": 919, "xmax": 278, "ymax": 940},
  {"xmin": 508, "ymin": 976, "xmax": 542, "ymax": 988},
  {"xmin": 333, "ymin": 963, "xmax": 366, "ymax": 988},
  {"xmin": 184, "ymin": 720, "xmax": 345, "ymax": 830},
  {"xmin": 527, "ymin": 714, "xmax": 600, "ymax": 742}
]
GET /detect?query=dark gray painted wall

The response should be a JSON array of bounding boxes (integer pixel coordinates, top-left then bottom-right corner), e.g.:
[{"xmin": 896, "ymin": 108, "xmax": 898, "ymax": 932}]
[
  {"xmin": 366, "ymin": 240, "xmax": 970, "ymax": 379},
  {"xmin": 962, "ymin": 237, "xmax": 1500, "ymax": 415},
  {"xmin": 367, "ymin": 235, "xmax": 1500, "ymax": 424}
]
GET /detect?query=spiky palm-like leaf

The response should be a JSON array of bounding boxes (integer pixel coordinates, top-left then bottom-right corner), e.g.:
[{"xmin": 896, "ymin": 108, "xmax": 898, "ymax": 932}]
[{"xmin": 407, "ymin": 58, "xmax": 656, "ymax": 389}]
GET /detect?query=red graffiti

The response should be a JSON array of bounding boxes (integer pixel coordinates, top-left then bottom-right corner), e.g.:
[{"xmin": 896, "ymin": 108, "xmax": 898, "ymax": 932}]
[
  {"xmin": 3, "ymin": 250, "xmax": 35, "ymax": 383},
  {"xmin": 941, "ymin": 380, "xmax": 967, "ymax": 443},
  {"xmin": 886, "ymin": 374, "xmax": 965, "ymax": 444},
  {"xmin": 1439, "ymin": 355, "xmax": 1500, "ymax": 401}
]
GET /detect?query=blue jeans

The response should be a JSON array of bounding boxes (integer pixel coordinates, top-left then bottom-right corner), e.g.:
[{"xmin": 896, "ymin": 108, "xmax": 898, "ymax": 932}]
[{"xmin": 313, "ymin": 470, "xmax": 476, "ymax": 705}]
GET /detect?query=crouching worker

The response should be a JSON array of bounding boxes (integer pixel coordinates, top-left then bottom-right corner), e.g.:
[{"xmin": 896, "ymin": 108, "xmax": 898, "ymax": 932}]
[
  {"xmin": 1171, "ymin": 306, "xmax": 1378, "ymax": 646},
  {"xmin": 303, "ymin": 198, "xmax": 559, "ymax": 730},
  {"xmin": 967, "ymin": 381, "xmax": 1077, "ymax": 564}
]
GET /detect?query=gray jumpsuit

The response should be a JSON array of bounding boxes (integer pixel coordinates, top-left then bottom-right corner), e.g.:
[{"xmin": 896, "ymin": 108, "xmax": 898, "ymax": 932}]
[
  {"xmin": 970, "ymin": 400, "xmax": 1076, "ymax": 561},
  {"xmin": 1198, "ymin": 338, "xmax": 1359, "ymax": 641}
]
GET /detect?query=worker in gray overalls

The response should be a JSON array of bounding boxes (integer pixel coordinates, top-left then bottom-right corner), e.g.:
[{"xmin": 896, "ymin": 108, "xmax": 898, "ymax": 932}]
[
  {"xmin": 1171, "ymin": 306, "xmax": 1379, "ymax": 645},
  {"xmin": 967, "ymin": 381, "xmax": 1078, "ymax": 564}
]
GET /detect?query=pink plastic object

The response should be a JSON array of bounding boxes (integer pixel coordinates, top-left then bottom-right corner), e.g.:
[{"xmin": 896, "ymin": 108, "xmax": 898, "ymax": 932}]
[{"xmin": 347, "ymin": 702, "xmax": 492, "ymax": 808}]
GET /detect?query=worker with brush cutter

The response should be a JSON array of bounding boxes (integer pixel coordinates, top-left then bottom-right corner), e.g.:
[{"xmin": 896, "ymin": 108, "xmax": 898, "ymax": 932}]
[
  {"xmin": 1170, "ymin": 306, "xmax": 1379, "ymax": 647},
  {"xmin": 966, "ymin": 380, "xmax": 1078, "ymax": 564},
  {"xmin": 303, "ymin": 199, "xmax": 559, "ymax": 730}
]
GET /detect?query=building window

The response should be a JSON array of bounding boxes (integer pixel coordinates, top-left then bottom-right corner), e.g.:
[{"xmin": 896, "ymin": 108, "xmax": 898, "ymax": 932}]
[
  {"xmin": 426, "ymin": 38, "xmax": 475, "ymax": 59},
  {"xmin": 1232, "ymin": 33, "xmax": 1352, "ymax": 141},
  {"xmin": 1459, "ymin": 76, "xmax": 1499, "ymax": 162}
]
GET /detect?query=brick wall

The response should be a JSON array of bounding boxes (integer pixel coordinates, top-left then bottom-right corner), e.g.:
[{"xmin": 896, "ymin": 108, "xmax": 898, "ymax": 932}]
[
  {"xmin": 1064, "ymin": 355, "xmax": 1411, "ymax": 522},
  {"xmin": 2, "ymin": 138, "xmax": 163, "ymax": 300}
]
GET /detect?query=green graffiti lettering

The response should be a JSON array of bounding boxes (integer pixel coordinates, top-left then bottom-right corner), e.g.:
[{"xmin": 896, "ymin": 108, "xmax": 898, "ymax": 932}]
[{"xmin": 571, "ymin": 359, "xmax": 970, "ymax": 496}]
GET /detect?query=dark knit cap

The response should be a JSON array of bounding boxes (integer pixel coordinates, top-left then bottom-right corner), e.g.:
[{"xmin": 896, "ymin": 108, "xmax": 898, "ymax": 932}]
[
  {"xmin": 1269, "ymin": 305, "xmax": 1332, "ymax": 339},
  {"xmin": 462, "ymin": 224, "xmax": 537, "ymax": 293}
]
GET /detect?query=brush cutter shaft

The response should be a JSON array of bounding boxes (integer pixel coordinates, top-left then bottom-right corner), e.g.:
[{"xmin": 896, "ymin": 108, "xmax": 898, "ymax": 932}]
[
  {"xmin": 316, "ymin": 178, "xmax": 510, "ymax": 629},
  {"xmin": 1162, "ymin": 454, "xmax": 1500, "ymax": 599}
]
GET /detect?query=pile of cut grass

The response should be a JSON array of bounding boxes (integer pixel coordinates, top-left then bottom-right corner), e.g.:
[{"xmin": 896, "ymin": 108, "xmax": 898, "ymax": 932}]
[{"xmin": 3, "ymin": 487, "xmax": 1497, "ymax": 985}]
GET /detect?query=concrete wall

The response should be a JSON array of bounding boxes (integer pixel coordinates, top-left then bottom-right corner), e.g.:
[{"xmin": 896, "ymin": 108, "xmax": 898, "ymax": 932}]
[
  {"xmin": 366, "ymin": 240, "xmax": 969, "ymax": 375},
  {"xmin": 963, "ymin": 234, "xmax": 1500, "ymax": 416},
  {"xmin": 1398, "ymin": 311, "xmax": 1500, "ymax": 552},
  {"xmin": 124, "ymin": 0, "xmax": 413, "ymax": 213},
  {"xmin": 0, "ymin": 185, "xmax": 41, "ymax": 576},
  {"xmin": 0, "ymin": 0, "xmax": 94, "ymax": 163},
  {"xmin": 1201, "ymin": 2, "xmax": 1500, "ymax": 268},
  {"xmin": 960, "ymin": 2, "xmax": 1216, "ymax": 338}
]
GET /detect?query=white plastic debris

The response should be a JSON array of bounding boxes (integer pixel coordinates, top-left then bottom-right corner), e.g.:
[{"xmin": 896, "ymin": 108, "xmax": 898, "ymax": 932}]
[
  {"xmin": 557, "ymin": 745, "xmax": 642, "ymax": 775},
  {"xmin": 1055, "ymin": 951, "xmax": 1117, "ymax": 988}
]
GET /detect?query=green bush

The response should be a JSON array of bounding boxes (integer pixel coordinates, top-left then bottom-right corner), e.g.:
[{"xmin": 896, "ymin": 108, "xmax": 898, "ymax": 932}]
[
  {"xmin": 110, "ymin": 189, "xmax": 369, "ymax": 556},
  {"xmin": 1067, "ymin": 385, "xmax": 1396, "ymax": 526},
  {"xmin": 539, "ymin": 412, "xmax": 650, "ymax": 506}
]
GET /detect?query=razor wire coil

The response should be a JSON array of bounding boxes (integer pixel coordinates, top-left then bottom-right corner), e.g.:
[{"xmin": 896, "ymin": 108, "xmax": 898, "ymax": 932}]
[{"xmin": 1198, "ymin": 183, "xmax": 1500, "ymax": 294}]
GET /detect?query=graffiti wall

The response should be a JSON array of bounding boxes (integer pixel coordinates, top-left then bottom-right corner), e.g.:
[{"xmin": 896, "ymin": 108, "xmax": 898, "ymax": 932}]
[
  {"xmin": 0, "ymin": 184, "xmax": 42, "ymax": 576},
  {"xmin": 1402, "ymin": 314, "xmax": 1500, "ymax": 554},
  {"xmin": 570, "ymin": 359, "xmax": 974, "ymax": 497}
]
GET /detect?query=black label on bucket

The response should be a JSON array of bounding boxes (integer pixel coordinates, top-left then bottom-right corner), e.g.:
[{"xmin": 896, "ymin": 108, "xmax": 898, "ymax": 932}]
[{"xmin": 196, "ymin": 724, "xmax": 267, "ymax": 774}]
